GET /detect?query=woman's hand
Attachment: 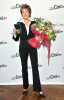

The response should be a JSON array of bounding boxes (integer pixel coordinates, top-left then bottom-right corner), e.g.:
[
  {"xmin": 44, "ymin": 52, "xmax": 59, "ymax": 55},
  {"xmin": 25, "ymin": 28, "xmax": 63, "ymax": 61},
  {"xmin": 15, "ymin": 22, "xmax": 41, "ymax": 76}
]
[
  {"xmin": 13, "ymin": 27, "xmax": 17, "ymax": 35},
  {"xmin": 35, "ymin": 36, "xmax": 42, "ymax": 41}
]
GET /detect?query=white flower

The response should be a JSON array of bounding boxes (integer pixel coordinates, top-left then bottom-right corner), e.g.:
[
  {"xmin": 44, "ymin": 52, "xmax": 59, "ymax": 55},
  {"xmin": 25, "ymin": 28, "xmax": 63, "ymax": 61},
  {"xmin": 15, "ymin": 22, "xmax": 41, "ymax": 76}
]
[
  {"xmin": 41, "ymin": 23, "xmax": 44, "ymax": 26},
  {"xmin": 46, "ymin": 32, "xmax": 48, "ymax": 35},
  {"xmin": 48, "ymin": 30, "xmax": 52, "ymax": 33},
  {"xmin": 35, "ymin": 28, "xmax": 39, "ymax": 31},
  {"xmin": 42, "ymin": 27, "xmax": 44, "ymax": 29}
]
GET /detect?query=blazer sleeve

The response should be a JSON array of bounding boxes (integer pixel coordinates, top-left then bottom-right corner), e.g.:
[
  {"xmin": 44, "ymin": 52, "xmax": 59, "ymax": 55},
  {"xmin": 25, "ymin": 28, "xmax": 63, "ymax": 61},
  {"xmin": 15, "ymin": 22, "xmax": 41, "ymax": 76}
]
[{"xmin": 12, "ymin": 34, "xmax": 19, "ymax": 42}]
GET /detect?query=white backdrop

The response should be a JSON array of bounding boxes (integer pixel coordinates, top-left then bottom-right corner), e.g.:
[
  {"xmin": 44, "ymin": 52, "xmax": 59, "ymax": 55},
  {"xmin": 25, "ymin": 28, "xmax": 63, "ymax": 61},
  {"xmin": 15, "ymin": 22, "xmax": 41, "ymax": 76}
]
[{"xmin": 0, "ymin": 0, "xmax": 64, "ymax": 85}]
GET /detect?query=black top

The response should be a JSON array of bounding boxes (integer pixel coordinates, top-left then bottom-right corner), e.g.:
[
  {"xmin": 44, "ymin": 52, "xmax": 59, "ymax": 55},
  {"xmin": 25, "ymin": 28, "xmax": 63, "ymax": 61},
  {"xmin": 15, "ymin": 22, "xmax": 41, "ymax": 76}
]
[{"xmin": 12, "ymin": 21, "xmax": 36, "ymax": 48}]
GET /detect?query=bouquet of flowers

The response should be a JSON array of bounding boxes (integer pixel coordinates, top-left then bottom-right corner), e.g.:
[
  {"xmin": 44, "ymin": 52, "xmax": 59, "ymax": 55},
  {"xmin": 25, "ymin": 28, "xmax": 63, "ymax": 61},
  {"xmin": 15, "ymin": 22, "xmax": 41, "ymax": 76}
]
[{"xmin": 28, "ymin": 18, "xmax": 56, "ymax": 65}]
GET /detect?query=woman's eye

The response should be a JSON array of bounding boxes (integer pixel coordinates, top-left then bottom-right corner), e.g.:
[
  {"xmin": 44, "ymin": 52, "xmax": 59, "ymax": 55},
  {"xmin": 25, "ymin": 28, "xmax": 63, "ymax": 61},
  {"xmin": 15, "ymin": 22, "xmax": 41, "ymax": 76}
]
[
  {"xmin": 22, "ymin": 11, "xmax": 24, "ymax": 14},
  {"xmin": 26, "ymin": 10, "xmax": 28, "ymax": 12}
]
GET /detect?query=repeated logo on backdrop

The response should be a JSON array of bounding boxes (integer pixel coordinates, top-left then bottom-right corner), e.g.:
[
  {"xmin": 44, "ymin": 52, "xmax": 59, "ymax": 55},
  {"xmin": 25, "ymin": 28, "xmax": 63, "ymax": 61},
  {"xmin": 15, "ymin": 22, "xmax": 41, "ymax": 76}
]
[
  {"xmin": 54, "ymin": 29, "xmax": 63, "ymax": 34},
  {"xmin": 49, "ymin": 4, "xmax": 64, "ymax": 10},
  {"xmin": 50, "ymin": 52, "xmax": 62, "ymax": 57},
  {"xmin": 46, "ymin": 75, "xmax": 60, "ymax": 80},
  {"xmin": 11, "ymin": 74, "xmax": 22, "ymax": 80},
  {"xmin": 0, "ymin": 2, "xmax": 64, "ymax": 84},
  {"xmin": 0, "ymin": 16, "xmax": 7, "ymax": 20},
  {"xmin": 0, "ymin": 64, "xmax": 7, "ymax": 68},
  {"xmin": 11, "ymin": 53, "xmax": 20, "ymax": 58},
  {"xmin": 11, "ymin": 4, "xmax": 21, "ymax": 9},
  {"xmin": 0, "ymin": 41, "xmax": 7, "ymax": 45}
]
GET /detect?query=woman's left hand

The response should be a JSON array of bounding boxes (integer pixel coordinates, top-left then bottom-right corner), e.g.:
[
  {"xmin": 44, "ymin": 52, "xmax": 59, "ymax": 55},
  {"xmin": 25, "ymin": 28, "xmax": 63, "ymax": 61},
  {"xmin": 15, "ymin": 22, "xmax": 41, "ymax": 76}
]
[{"xmin": 35, "ymin": 36, "xmax": 42, "ymax": 41}]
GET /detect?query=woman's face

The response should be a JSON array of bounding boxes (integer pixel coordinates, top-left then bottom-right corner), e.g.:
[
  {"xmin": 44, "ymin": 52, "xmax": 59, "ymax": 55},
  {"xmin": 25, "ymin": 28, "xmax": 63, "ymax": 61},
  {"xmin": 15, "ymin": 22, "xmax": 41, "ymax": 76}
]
[{"xmin": 22, "ymin": 8, "xmax": 30, "ymax": 20}]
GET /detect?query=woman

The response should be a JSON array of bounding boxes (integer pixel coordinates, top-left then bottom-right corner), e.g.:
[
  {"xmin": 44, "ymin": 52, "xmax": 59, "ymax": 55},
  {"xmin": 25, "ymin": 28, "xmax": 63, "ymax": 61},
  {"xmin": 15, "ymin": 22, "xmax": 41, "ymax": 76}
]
[{"xmin": 12, "ymin": 4, "xmax": 45, "ymax": 98}]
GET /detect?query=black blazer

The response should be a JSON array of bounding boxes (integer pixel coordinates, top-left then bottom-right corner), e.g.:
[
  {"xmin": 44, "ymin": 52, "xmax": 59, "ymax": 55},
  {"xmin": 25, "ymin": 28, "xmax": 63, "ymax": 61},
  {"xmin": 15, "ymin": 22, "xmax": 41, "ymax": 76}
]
[{"xmin": 12, "ymin": 21, "xmax": 36, "ymax": 48}]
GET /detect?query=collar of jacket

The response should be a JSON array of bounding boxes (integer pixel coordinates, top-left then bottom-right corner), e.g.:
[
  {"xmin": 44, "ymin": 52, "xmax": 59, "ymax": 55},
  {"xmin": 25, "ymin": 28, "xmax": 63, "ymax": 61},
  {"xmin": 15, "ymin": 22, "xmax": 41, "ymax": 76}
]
[{"xmin": 18, "ymin": 18, "xmax": 34, "ymax": 23}]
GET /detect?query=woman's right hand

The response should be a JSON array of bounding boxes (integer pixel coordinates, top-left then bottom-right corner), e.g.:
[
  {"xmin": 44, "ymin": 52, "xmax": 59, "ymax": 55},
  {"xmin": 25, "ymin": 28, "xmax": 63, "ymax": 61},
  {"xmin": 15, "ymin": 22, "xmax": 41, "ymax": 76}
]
[{"xmin": 13, "ymin": 27, "xmax": 17, "ymax": 35}]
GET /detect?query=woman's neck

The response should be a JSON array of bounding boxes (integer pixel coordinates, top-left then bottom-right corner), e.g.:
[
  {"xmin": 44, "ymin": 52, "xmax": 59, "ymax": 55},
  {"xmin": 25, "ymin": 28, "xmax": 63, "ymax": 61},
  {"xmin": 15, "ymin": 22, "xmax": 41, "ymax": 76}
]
[
  {"xmin": 24, "ymin": 18, "xmax": 30, "ymax": 22},
  {"xmin": 24, "ymin": 18, "xmax": 30, "ymax": 27}
]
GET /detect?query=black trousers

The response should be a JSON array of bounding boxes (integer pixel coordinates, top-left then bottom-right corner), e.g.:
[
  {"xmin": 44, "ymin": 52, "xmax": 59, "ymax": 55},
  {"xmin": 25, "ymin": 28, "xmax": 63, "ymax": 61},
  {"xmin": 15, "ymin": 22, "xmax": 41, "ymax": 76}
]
[{"xmin": 19, "ymin": 45, "xmax": 42, "ymax": 92}]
